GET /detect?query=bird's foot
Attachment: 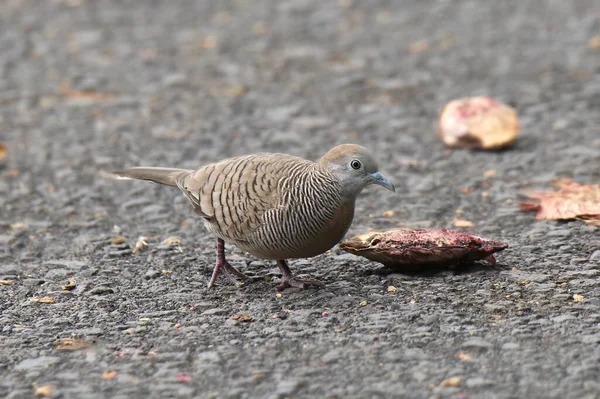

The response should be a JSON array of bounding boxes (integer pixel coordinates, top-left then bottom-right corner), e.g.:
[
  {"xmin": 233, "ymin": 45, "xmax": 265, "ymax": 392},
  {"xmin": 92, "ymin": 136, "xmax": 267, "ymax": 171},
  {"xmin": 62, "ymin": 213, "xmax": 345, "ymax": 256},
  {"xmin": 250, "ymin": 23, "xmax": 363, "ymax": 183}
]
[
  {"xmin": 208, "ymin": 261, "xmax": 253, "ymax": 290},
  {"xmin": 276, "ymin": 275, "xmax": 324, "ymax": 291}
]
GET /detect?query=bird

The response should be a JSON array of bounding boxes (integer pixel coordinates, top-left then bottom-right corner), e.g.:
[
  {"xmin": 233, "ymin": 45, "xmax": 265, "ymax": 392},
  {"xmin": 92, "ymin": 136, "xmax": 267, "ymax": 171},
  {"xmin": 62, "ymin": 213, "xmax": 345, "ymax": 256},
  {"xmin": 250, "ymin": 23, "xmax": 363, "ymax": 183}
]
[{"xmin": 112, "ymin": 144, "xmax": 395, "ymax": 290}]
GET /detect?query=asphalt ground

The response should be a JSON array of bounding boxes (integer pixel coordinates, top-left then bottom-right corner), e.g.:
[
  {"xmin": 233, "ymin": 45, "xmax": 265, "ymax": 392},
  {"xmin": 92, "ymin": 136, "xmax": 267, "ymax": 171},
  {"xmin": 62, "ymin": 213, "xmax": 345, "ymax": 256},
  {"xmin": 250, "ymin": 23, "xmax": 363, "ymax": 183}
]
[{"xmin": 1, "ymin": 1, "xmax": 599, "ymax": 398}]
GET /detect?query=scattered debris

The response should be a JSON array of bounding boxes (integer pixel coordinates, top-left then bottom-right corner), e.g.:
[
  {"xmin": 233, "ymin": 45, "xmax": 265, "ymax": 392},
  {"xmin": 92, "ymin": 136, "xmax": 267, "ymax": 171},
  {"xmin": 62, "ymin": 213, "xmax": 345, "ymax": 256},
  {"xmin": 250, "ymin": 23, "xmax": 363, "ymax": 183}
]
[
  {"xmin": 58, "ymin": 82, "xmax": 116, "ymax": 102},
  {"xmin": 588, "ymin": 35, "xmax": 600, "ymax": 49},
  {"xmin": 340, "ymin": 228, "xmax": 508, "ymax": 270},
  {"xmin": 132, "ymin": 236, "xmax": 149, "ymax": 254},
  {"xmin": 102, "ymin": 370, "xmax": 118, "ymax": 380},
  {"xmin": 55, "ymin": 338, "xmax": 90, "ymax": 350},
  {"xmin": 31, "ymin": 296, "xmax": 56, "ymax": 304},
  {"xmin": 33, "ymin": 384, "xmax": 55, "ymax": 398},
  {"xmin": 61, "ymin": 277, "xmax": 77, "ymax": 291},
  {"xmin": 232, "ymin": 314, "xmax": 253, "ymax": 322},
  {"xmin": 382, "ymin": 210, "xmax": 395, "ymax": 217},
  {"xmin": 573, "ymin": 294, "xmax": 584, "ymax": 303},
  {"xmin": 111, "ymin": 236, "xmax": 127, "ymax": 245},
  {"xmin": 455, "ymin": 352, "xmax": 472, "ymax": 361},
  {"xmin": 359, "ymin": 300, "xmax": 368, "ymax": 306},
  {"xmin": 0, "ymin": 142, "xmax": 7, "ymax": 162},
  {"xmin": 176, "ymin": 374, "xmax": 192, "ymax": 383},
  {"xmin": 0, "ymin": 279, "xmax": 15, "ymax": 285},
  {"xmin": 386, "ymin": 285, "xmax": 397, "ymax": 293},
  {"xmin": 520, "ymin": 179, "xmax": 600, "ymax": 226},
  {"xmin": 161, "ymin": 236, "xmax": 181, "ymax": 246},
  {"xmin": 453, "ymin": 218, "xmax": 474, "ymax": 228},
  {"xmin": 439, "ymin": 96, "xmax": 519, "ymax": 150},
  {"xmin": 439, "ymin": 377, "xmax": 462, "ymax": 387}
]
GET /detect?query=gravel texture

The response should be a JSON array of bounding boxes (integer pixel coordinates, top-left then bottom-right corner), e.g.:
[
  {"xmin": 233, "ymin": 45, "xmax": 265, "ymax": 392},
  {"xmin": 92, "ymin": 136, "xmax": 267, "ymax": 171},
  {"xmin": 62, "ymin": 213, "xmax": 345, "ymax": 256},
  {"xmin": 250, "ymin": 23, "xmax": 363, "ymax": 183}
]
[{"xmin": 1, "ymin": 1, "xmax": 600, "ymax": 398}]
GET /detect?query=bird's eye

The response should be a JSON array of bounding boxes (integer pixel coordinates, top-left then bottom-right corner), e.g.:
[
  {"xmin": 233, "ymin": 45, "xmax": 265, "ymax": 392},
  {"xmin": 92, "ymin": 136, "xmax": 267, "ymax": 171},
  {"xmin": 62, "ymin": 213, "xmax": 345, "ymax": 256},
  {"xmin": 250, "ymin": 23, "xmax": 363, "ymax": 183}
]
[{"xmin": 350, "ymin": 159, "xmax": 362, "ymax": 170}]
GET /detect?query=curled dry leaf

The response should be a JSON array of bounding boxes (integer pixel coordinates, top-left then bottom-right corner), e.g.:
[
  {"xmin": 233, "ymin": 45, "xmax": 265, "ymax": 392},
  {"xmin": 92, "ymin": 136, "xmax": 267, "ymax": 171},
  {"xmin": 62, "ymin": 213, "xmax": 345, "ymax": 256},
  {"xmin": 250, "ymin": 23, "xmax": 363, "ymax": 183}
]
[
  {"xmin": 0, "ymin": 279, "xmax": 15, "ymax": 285},
  {"xmin": 339, "ymin": 228, "xmax": 508, "ymax": 270},
  {"xmin": 520, "ymin": 179, "xmax": 600, "ymax": 226},
  {"xmin": 439, "ymin": 96, "xmax": 519, "ymax": 150},
  {"xmin": 62, "ymin": 277, "xmax": 77, "ymax": 291}
]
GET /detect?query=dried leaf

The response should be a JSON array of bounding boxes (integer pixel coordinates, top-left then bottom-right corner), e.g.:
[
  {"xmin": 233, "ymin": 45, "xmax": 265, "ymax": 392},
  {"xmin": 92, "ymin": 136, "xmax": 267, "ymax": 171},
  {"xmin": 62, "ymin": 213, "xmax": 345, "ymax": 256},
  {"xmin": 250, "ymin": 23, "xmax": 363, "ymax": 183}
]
[
  {"xmin": 56, "ymin": 338, "xmax": 89, "ymax": 350},
  {"xmin": 453, "ymin": 218, "xmax": 474, "ymax": 228},
  {"xmin": 440, "ymin": 377, "xmax": 462, "ymax": 387},
  {"xmin": 32, "ymin": 296, "xmax": 56, "ymax": 304},
  {"xmin": 0, "ymin": 142, "xmax": 7, "ymax": 162},
  {"xmin": 439, "ymin": 96, "xmax": 519, "ymax": 150},
  {"xmin": 0, "ymin": 279, "xmax": 15, "ymax": 285},
  {"xmin": 59, "ymin": 82, "xmax": 116, "ymax": 101},
  {"xmin": 34, "ymin": 384, "xmax": 55, "ymax": 398},
  {"xmin": 386, "ymin": 285, "xmax": 397, "ymax": 293},
  {"xmin": 588, "ymin": 35, "xmax": 600, "ymax": 49},
  {"xmin": 573, "ymin": 294, "xmax": 584, "ymax": 303},
  {"xmin": 102, "ymin": 370, "xmax": 118, "ymax": 380},
  {"xmin": 132, "ymin": 236, "xmax": 149, "ymax": 254},
  {"xmin": 161, "ymin": 236, "xmax": 181, "ymax": 246},
  {"xmin": 340, "ymin": 228, "xmax": 508, "ymax": 270},
  {"xmin": 112, "ymin": 236, "xmax": 127, "ymax": 245},
  {"xmin": 61, "ymin": 277, "xmax": 77, "ymax": 291},
  {"xmin": 520, "ymin": 179, "xmax": 600, "ymax": 225},
  {"xmin": 455, "ymin": 352, "xmax": 472, "ymax": 361},
  {"xmin": 232, "ymin": 314, "xmax": 253, "ymax": 322}
]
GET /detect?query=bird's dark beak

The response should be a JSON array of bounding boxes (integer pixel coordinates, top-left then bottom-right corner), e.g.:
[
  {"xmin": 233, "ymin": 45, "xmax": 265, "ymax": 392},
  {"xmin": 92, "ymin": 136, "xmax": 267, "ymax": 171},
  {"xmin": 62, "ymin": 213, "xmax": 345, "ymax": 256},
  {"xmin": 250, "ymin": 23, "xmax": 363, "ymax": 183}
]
[{"xmin": 369, "ymin": 172, "xmax": 395, "ymax": 192}]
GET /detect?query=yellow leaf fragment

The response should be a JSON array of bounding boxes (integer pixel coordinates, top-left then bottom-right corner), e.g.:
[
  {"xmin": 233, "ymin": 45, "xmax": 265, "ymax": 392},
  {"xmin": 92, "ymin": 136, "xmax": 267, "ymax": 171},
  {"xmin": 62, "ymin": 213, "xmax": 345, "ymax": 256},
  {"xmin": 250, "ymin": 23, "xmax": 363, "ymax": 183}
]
[
  {"xmin": 34, "ymin": 384, "xmax": 55, "ymax": 398},
  {"xmin": 55, "ymin": 338, "xmax": 89, "ymax": 350},
  {"xmin": 161, "ymin": 236, "xmax": 181, "ymax": 246},
  {"xmin": 573, "ymin": 294, "xmax": 584, "ymax": 303},
  {"xmin": 62, "ymin": 277, "xmax": 77, "ymax": 291},
  {"xmin": 0, "ymin": 279, "xmax": 15, "ymax": 285},
  {"xmin": 102, "ymin": 370, "xmax": 118, "ymax": 380},
  {"xmin": 32, "ymin": 296, "xmax": 56, "ymax": 304},
  {"xmin": 387, "ymin": 285, "xmax": 397, "ymax": 293},
  {"xmin": 440, "ymin": 377, "xmax": 462, "ymax": 387},
  {"xmin": 232, "ymin": 314, "xmax": 253, "ymax": 322},
  {"xmin": 453, "ymin": 218, "xmax": 474, "ymax": 228},
  {"xmin": 111, "ymin": 236, "xmax": 127, "ymax": 245},
  {"xmin": 132, "ymin": 236, "xmax": 149, "ymax": 254}
]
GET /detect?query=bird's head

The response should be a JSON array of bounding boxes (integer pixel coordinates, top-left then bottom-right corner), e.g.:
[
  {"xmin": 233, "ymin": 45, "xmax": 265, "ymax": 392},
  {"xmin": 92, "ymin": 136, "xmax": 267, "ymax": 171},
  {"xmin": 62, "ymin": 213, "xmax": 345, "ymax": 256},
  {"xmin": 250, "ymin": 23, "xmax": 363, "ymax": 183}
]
[{"xmin": 319, "ymin": 144, "xmax": 395, "ymax": 197}]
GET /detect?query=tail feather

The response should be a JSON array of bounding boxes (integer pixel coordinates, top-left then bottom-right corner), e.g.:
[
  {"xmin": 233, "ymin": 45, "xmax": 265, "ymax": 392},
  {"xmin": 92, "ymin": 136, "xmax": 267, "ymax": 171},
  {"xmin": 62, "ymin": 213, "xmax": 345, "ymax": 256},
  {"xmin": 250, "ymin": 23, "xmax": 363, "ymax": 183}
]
[{"xmin": 112, "ymin": 167, "xmax": 192, "ymax": 187}]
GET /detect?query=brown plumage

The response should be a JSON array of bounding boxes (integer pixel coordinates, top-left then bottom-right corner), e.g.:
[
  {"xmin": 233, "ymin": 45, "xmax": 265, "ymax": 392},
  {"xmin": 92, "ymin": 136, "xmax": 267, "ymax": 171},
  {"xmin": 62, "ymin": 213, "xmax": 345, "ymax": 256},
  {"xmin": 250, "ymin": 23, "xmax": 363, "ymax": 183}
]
[{"xmin": 113, "ymin": 144, "xmax": 395, "ymax": 290}]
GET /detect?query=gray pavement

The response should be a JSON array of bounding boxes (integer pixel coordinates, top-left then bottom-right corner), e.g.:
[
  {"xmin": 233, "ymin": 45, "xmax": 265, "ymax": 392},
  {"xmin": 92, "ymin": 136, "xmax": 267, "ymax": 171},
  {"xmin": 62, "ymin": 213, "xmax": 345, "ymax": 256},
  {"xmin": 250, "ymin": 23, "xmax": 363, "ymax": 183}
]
[{"xmin": 1, "ymin": 1, "xmax": 600, "ymax": 398}]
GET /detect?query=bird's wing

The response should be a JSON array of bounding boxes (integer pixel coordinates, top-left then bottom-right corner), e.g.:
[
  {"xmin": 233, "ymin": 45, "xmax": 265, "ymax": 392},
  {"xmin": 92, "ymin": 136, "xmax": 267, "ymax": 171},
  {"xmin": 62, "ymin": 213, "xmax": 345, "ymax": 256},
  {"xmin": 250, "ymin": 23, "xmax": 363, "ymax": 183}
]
[{"xmin": 175, "ymin": 154, "xmax": 305, "ymax": 242}]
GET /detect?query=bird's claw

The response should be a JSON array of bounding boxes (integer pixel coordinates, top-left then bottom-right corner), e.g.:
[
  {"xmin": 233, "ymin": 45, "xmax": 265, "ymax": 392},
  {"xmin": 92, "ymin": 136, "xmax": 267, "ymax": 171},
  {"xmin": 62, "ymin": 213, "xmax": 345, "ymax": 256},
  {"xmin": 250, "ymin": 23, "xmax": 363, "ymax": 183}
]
[{"xmin": 276, "ymin": 276, "xmax": 324, "ymax": 291}]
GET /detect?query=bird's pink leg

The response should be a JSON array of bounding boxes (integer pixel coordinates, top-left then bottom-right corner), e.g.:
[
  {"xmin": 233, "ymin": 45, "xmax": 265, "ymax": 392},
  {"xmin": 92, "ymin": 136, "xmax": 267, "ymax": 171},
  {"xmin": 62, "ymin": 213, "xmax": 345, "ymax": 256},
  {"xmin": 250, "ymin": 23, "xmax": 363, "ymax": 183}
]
[
  {"xmin": 276, "ymin": 259, "xmax": 324, "ymax": 291},
  {"xmin": 207, "ymin": 238, "xmax": 249, "ymax": 289}
]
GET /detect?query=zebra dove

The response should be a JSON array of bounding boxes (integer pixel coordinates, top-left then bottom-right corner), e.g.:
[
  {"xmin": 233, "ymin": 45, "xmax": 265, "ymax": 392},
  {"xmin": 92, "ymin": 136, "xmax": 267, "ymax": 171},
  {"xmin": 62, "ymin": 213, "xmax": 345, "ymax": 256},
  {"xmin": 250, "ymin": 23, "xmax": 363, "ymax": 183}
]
[{"xmin": 113, "ymin": 144, "xmax": 394, "ymax": 290}]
